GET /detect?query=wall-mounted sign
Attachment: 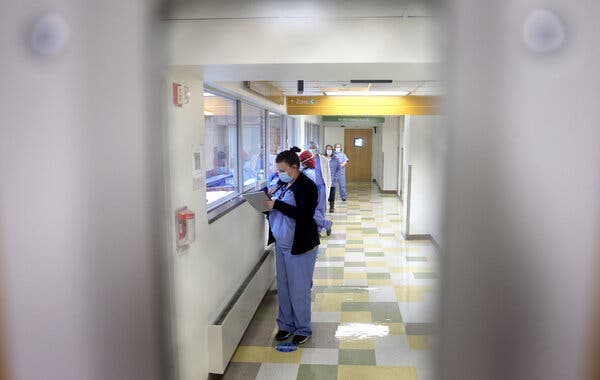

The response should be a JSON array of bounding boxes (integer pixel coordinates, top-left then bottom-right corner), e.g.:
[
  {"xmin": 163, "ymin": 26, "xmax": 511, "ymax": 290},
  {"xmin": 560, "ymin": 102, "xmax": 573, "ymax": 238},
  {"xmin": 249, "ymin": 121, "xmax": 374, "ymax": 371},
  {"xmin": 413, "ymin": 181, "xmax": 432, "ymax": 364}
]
[
  {"xmin": 286, "ymin": 95, "xmax": 440, "ymax": 116},
  {"xmin": 323, "ymin": 116, "xmax": 386, "ymax": 123}
]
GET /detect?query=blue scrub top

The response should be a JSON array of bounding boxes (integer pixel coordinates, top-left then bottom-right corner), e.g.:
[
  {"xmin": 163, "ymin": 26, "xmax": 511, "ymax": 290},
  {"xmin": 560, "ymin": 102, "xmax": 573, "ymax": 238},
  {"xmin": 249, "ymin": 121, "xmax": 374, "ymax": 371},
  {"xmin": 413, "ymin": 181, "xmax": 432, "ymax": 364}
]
[
  {"xmin": 302, "ymin": 167, "xmax": 316, "ymax": 183},
  {"xmin": 268, "ymin": 184, "xmax": 296, "ymax": 252}
]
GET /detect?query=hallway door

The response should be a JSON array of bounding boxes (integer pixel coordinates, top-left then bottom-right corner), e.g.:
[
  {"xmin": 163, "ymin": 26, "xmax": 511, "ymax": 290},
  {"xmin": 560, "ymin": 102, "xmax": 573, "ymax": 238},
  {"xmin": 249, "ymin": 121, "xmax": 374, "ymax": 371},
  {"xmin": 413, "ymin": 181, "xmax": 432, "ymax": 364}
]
[{"xmin": 344, "ymin": 129, "xmax": 372, "ymax": 181}]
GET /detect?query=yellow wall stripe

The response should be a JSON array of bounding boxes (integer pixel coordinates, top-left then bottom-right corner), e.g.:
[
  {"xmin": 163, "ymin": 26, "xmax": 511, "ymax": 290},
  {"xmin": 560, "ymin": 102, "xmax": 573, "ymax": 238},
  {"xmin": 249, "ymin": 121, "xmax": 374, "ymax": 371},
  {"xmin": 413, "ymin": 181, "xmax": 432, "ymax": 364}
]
[{"xmin": 286, "ymin": 95, "xmax": 441, "ymax": 116}]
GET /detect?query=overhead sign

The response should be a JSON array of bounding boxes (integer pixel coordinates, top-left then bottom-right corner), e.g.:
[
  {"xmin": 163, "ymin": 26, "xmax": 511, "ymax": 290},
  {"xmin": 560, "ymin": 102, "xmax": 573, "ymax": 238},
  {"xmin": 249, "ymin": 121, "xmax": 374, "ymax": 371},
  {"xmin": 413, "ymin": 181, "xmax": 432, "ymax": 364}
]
[
  {"xmin": 322, "ymin": 116, "xmax": 386, "ymax": 123},
  {"xmin": 286, "ymin": 96, "xmax": 440, "ymax": 116}
]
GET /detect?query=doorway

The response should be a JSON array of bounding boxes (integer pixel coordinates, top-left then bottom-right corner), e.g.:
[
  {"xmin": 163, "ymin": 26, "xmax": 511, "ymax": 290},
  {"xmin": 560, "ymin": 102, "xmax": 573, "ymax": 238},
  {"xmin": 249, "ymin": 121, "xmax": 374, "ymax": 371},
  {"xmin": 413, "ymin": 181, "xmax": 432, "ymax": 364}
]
[{"xmin": 344, "ymin": 129, "xmax": 373, "ymax": 181}]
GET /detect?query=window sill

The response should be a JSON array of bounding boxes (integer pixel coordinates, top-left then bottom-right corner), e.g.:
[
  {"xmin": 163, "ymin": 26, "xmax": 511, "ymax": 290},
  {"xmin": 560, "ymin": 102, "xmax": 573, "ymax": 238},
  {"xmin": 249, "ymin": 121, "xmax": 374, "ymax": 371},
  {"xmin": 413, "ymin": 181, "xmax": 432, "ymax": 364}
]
[{"xmin": 207, "ymin": 196, "xmax": 246, "ymax": 224}]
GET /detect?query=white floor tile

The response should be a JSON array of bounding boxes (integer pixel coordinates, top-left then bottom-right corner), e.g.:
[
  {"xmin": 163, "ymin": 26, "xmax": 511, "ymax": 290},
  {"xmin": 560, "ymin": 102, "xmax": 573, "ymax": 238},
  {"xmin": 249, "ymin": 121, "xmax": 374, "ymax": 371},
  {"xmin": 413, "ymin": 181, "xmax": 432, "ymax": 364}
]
[
  {"xmin": 311, "ymin": 312, "xmax": 342, "ymax": 323},
  {"xmin": 343, "ymin": 279, "xmax": 369, "ymax": 286},
  {"xmin": 300, "ymin": 348, "xmax": 339, "ymax": 365},
  {"xmin": 368, "ymin": 286, "xmax": 398, "ymax": 302},
  {"xmin": 256, "ymin": 363, "xmax": 299, "ymax": 380}
]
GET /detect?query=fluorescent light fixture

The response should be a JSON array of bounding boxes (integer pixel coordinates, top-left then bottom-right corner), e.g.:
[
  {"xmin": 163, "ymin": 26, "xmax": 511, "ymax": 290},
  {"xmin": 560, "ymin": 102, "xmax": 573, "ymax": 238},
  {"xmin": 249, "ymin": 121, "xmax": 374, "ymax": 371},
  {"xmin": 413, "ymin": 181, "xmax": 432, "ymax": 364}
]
[
  {"xmin": 204, "ymin": 111, "xmax": 214, "ymax": 116},
  {"xmin": 325, "ymin": 90, "xmax": 408, "ymax": 96},
  {"xmin": 269, "ymin": 112, "xmax": 277, "ymax": 116},
  {"xmin": 203, "ymin": 92, "xmax": 215, "ymax": 97}
]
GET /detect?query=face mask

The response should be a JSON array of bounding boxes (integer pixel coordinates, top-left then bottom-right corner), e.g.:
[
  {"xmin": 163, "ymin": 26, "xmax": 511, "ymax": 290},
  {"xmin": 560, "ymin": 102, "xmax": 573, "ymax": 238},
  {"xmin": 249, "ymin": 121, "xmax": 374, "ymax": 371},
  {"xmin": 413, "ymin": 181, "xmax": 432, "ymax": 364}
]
[
  {"xmin": 309, "ymin": 148, "xmax": 317, "ymax": 155},
  {"xmin": 279, "ymin": 172, "xmax": 292, "ymax": 183},
  {"xmin": 326, "ymin": 149, "xmax": 333, "ymax": 156},
  {"xmin": 335, "ymin": 147, "xmax": 341, "ymax": 153},
  {"xmin": 216, "ymin": 166, "xmax": 227, "ymax": 174}
]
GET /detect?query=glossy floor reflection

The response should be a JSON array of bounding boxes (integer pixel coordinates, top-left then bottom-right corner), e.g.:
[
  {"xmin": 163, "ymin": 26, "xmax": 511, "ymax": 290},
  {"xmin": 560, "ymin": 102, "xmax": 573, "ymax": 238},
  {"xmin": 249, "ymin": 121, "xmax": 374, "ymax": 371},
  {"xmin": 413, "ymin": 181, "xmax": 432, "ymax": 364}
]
[{"xmin": 224, "ymin": 182, "xmax": 439, "ymax": 380}]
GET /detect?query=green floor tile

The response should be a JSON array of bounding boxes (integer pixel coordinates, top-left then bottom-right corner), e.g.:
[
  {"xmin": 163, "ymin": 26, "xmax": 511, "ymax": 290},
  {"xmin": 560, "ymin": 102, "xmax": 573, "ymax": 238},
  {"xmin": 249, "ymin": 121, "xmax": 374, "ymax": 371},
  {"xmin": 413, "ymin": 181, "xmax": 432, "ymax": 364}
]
[
  {"xmin": 413, "ymin": 272, "xmax": 438, "ymax": 279},
  {"xmin": 338, "ymin": 349, "xmax": 376, "ymax": 365},
  {"xmin": 341, "ymin": 302, "xmax": 372, "ymax": 312},
  {"xmin": 314, "ymin": 267, "xmax": 344, "ymax": 275},
  {"xmin": 346, "ymin": 240, "xmax": 364, "ymax": 244},
  {"xmin": 365, "ymin": 252, "xmax": 385, "ymax": 257},
  {"xmin": 297, "ymin": 364, "xmax": 338, "ymax": 380},
  {"xmin": 315, "ymin": 286, "xmax": 369, "ymax": 294},
  {"xmin": 406, "ymin": 256, "xmax": 428, "ymax": 262},
  {"xmin": 371, "ymin": 310, "xmax": 403, "ymax": 323},
  {"xmin": 367, "ymin": 273, "xmax": 391, "ymax": 279}
]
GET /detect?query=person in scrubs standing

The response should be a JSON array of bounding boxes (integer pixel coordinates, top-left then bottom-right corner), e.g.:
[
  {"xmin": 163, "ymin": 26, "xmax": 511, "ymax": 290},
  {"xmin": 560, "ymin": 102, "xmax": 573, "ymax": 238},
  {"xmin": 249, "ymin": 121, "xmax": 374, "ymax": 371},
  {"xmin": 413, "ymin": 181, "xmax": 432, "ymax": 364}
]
[
  {"xmin": 333, "ymin": 143, "xmax": 349, "ymax": 201},
  {"xmin": 324, "ymin": 144, "xmax": 341, "ymax": 213},
  {"xmin": 263, "ymin": 147, "xmax": 320, "ymax": 345},
  {"xmin": 306, "ymin": 141, "xmax": 333, "ymax": 236}
]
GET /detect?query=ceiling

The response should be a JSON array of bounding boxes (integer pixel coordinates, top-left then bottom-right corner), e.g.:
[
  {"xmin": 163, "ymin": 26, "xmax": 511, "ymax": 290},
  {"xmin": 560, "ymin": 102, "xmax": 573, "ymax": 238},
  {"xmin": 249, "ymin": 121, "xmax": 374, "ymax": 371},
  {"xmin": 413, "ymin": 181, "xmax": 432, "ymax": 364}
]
[
  {"xmin": 270, "ymin": 80, "xmax": 444, "ymax": 96},
  {"xmin": 169, "ymin": 0, "xmax": 437, "ymax": 20}
]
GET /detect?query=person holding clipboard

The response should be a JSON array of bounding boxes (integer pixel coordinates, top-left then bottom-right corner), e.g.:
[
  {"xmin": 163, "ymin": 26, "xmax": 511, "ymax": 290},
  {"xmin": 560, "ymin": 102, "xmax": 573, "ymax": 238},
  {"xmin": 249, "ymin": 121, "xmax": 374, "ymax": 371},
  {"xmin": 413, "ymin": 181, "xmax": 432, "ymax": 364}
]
[{"xmin": 262, "ymin": 146, "xmax": 320, "ymax": 345}]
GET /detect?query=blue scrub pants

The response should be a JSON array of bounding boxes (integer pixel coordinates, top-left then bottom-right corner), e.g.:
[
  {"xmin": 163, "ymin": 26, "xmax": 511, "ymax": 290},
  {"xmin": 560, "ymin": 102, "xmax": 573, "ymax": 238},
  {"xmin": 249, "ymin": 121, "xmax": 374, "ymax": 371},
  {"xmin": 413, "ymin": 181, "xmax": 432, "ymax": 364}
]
[
  {"xmin": 336, "ymin": 168, "xmax": 347, "ymax": 200},
  {"xmin": 314, "ymin": 183, "xmax": 332, "ymax": 232},
  {"xmin": 275, "ymin": 245, "xmax": 318, "ymax": 336}
]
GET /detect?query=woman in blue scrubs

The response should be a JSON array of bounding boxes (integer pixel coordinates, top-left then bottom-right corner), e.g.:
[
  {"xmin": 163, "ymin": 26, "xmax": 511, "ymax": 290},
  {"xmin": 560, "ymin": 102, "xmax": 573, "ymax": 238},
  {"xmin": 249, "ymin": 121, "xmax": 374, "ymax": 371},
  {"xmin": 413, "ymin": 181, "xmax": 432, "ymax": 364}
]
[{"xmin": 263, "ymin": 147, "xmax": 320, "ymax": 345}]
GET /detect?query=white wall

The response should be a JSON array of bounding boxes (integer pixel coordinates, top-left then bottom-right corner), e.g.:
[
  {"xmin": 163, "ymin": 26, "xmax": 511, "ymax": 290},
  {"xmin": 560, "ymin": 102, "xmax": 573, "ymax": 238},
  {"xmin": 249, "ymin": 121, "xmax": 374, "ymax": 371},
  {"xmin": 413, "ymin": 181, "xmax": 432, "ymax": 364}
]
[
  {"xmin": 441, "ymin": 2, "xmax": 600, "ymax": 379},
  {"xmin": 323, "ymin": 119, "xmax": 399, "ymax": 190},
  {"xmin": 381, "ymin": 117, "xmax": 400, "ymax": 191},
  {"xmin": 167, "ymin": 2, "xmax": 443, "ymax": 66},
  {"xmin": 401, "ymin": 115, "xmax": 446, "ymax": 245},
  {"xmin": 165, "ymin": 70, "xmax": 271, "ymax": 380},
  {"xmin": 0, "ymin": 1, "xmax": 164, "ymax": 379}
]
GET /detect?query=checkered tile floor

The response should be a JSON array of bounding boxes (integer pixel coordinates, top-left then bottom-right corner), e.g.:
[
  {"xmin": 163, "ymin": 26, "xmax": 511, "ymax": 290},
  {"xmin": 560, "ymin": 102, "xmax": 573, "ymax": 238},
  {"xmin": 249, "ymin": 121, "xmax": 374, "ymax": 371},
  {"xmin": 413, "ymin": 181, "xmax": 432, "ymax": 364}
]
[{"xmin": 222, "ymin": 182, "xmax": 439, "ymax": 380}]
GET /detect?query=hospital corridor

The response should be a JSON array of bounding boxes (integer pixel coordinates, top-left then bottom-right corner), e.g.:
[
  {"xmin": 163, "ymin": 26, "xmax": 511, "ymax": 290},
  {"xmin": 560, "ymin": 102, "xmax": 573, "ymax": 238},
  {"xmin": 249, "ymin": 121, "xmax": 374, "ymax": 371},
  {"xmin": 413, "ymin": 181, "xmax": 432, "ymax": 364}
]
[
  {"xmin": 225, "ymin": 183, "xmax": 438, "ymax": 380},
  {"xmin": 2, "ymin": 1, "xmax": 600, "ymax": 380}
]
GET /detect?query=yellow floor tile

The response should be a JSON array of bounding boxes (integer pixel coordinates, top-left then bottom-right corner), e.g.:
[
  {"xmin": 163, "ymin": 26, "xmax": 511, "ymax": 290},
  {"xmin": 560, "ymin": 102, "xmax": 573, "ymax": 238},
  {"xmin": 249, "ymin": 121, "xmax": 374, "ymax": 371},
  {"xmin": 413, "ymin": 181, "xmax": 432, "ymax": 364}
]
[
  {"xmin": 389, "ymin": 266, "xmax": 411, "ymax": 273},
  {"xmin": 338, "ymin": 365, "xmax": 418, "ymax": 380},
  {"xmin": 367, "ymin": 279, "xmax": 393, "ymax": 286},
  {"xmin": 395, "ymin": 285, "xmax": 436, "ymax": 302},
  {"xmin": 339, "ymin": 337, "xmax": 375, "ymax": 349},
  {"xmin": 343, "ymin": 272, "xmax": 368, "ymax": 279},
  {"xmin": 384, "ymin": 323, "xmax": 406, "ymax": 335},
  {"xmin": 346, "ymin": 244, "xmax": 365, "ymax": 249},
  {"xmin": 407, "ymin": 335, "xmax": 435, "ymax": 350},
  {"xmin": 341, "ymin": 311, "xmax": 372, "ymax": 323},
  {"xmin": 326, "ymin": 249, "xmax": 346, "ymax": 257},
  {"xmin": 313, "ymin": 279, "xmax": 344, "ymax": 286},
  {"xmin": 232, "ymin": 346, "xmax": 303, "ymax": 364},
  {"xmin": 365, "ymin": 261, "xmax": 388, "ymax": 267}
]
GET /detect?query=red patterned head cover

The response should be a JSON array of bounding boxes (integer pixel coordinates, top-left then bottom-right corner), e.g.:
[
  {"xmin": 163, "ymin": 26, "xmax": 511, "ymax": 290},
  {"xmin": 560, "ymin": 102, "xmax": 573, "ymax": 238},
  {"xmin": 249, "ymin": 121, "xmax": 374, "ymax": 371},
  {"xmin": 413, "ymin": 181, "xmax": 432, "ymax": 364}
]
[{"xmin": 299, "ymin": 150, "xmax": 316, "ymax": 169}]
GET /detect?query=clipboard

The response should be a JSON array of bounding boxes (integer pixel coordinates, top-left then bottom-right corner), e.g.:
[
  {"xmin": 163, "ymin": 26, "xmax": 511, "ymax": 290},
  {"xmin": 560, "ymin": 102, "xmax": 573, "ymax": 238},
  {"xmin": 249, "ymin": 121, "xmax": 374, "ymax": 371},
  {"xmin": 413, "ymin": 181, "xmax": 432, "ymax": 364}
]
[{"xmin": 243, "ymin": 191, "xmax": 271, "ymax": 212}]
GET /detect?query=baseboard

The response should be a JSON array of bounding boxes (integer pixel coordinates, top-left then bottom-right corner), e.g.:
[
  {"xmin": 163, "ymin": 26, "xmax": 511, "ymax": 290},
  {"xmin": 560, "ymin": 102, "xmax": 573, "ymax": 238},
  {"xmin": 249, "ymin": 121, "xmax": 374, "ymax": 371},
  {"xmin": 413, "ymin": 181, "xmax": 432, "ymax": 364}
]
[
  {"xmin": 373, "ymin": 179, "xmax": 398, "ymax": 195},
  {"xmin": 401, "ymin": 233, "xmax": 442, "ymax": 254}
]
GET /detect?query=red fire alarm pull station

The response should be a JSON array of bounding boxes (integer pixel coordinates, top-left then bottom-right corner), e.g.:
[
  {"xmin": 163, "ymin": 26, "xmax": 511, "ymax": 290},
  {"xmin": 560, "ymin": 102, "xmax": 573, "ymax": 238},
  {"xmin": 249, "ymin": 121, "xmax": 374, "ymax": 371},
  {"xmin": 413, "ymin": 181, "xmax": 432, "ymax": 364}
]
[
  {"xmin": 176, "ymin": 207, "xmax": 195, "ymax": 248},
  {"xmin": 173, "ymin": 82, "xmax": 191, "ymax": 107}
]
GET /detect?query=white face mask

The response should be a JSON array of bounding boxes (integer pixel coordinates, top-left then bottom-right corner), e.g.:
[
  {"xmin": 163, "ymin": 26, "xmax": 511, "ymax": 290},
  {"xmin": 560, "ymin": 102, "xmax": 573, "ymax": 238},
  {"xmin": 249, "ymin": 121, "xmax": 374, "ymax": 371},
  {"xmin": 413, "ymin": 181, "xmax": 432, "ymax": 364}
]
[
  {"xmin": 335, "ymin": 147, "xmax": 341, "ymax": 153},
  {"xmin": 309, "ymin": 148, "xmax": 317, "ymax": 155},
  {"xmin": 326, "ymin": 149, "xmax": 333, "ymax": 156}
]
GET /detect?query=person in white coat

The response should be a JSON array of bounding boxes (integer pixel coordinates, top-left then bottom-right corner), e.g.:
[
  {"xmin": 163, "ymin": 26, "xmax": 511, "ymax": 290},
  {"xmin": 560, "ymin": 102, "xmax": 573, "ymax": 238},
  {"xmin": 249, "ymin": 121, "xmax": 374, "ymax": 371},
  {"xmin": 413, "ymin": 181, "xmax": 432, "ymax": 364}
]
[{"xmin": 306, "ymin": 141, "xmax": 332, "ymax": 235}]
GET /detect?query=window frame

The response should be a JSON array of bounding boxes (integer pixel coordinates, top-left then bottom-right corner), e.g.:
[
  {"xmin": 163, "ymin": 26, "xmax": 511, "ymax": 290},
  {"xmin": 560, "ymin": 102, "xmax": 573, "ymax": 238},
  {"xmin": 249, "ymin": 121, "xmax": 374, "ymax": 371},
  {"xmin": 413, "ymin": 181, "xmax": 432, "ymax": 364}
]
[
  {"xmin": 204, "ymin": 89, "xmax": 241, "ymax": 212},
  {"xmin": 240, "ymin": 101, "xmax": 268, "ymax": 193},
  {"xmin": 204, "ymin": 84, "xmax": 286, "ymax": 221}
]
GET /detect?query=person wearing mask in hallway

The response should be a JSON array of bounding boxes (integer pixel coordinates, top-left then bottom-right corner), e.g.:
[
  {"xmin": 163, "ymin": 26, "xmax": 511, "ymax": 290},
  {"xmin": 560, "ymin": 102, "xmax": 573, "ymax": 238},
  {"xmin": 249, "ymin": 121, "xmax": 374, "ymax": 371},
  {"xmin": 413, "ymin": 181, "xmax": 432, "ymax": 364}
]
[
  {"xmin": 325, "ymin": 145, "xmax": 341, "ymax": 213},
  {"xmin": 307, "ymin": 141, "xmax": 333, "ymax": 236},
  {"xmin": 299, "ymin": 150, "xmax": 317, "ymax": 183},
  {"xmin": 263, "ymin": 147, "xmax": 319, "ymax": 345},
  {"xmin": 333, "ymin": 143, "xmax": 350, "ymax": 201}
]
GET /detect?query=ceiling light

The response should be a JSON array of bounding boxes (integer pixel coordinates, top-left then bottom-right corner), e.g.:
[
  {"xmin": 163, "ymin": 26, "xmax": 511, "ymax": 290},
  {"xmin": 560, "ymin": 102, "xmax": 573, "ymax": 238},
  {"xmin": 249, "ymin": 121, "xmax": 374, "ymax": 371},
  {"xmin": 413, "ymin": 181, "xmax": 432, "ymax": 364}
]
[
  {"xmin": 203, "ymin": 92, "xmax": 215, "ymax": 97},
  {"xmin": 204, "ymin": 110, "xmax": 214, "ymax": 116},
  {"xmin": 324, "ymin": 91, "xmax": 409, "ymax": 96},
  {"xmin": 350, "ymin": 80, "xmax": 393, "ymax": 84}
]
